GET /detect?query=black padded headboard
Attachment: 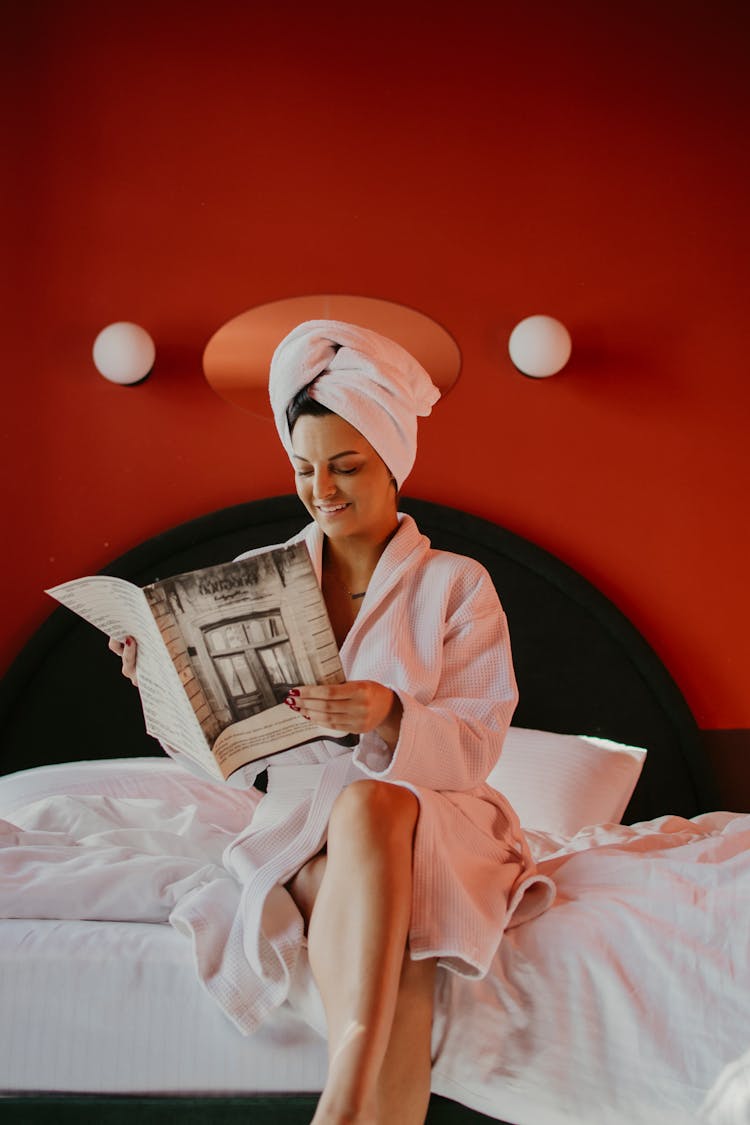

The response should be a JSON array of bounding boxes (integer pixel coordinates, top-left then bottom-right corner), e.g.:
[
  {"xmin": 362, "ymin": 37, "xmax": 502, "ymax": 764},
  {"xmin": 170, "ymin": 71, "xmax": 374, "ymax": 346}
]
[{"xmin": 0, "ymin": 496, "xmax": 719, "ymax": 823}]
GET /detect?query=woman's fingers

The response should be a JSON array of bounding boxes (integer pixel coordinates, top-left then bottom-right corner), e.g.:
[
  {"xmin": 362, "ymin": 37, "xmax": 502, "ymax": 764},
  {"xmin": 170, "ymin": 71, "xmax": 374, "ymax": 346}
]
[
  {"xmin": 287, "ymin": 685, "xmax": 357, "ymax": 724},
  {"xmin": 122, "ymin": 637, "xmax": 138, "ymax": 684},
  {"xmin": 109, "ymin": 635, "xmax": 138, "ymax": 685},
  {"xmin": 286, "ymin": 682, "xmax": 393, "ymax": 732}
]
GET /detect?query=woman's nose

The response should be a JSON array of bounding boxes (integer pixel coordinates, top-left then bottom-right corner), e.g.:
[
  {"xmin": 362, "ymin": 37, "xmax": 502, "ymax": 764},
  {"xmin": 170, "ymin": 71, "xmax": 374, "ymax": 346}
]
[{"xmin": 313, "ymin": 470, "xmax": 336, "ymax": 498}]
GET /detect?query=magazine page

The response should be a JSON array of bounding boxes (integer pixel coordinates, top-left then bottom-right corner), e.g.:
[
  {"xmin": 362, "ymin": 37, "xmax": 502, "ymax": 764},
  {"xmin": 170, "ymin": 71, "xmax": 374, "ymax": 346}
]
[
  {"xmin": 210, "ymin": 705, "xmax": 356, "ymax": 780},
  {"xmin": 45, "ymin": 575, "xmax": 222, "ymax": 780},
  {"xmin": 143, "ymin": 543, "xmax": 353, "ymax": 779}
]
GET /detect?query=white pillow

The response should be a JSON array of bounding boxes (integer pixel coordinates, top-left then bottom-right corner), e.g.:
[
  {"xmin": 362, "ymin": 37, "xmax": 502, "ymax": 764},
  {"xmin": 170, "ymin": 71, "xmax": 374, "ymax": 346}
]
[
  {"xmin": 488, "ymin": 727, "xmax": 647, "ymax": 836},
  {"xmin": 0, "ymin": 757, "xmax": 261, "ymax": 831}
]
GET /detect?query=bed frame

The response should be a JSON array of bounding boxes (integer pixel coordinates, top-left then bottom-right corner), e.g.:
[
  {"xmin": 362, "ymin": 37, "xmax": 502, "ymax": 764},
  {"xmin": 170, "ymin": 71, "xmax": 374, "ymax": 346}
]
[{"xmin": 0, "ymin": 495, "xmax": 720, "ymax": 1123}]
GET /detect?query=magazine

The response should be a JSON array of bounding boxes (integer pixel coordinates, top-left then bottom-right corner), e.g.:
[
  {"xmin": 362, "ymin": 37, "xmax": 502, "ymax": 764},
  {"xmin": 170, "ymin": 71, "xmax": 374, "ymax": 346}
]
[{"xmin": 46, "ymin": 543, "xmax": 355, "ymax": 782}]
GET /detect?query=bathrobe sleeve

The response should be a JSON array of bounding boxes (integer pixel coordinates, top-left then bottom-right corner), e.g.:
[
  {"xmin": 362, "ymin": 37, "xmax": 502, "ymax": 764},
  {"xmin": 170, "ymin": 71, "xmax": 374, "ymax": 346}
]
[{"xmin": 352, "ymin": 562, "xmax": 518, "ymax": 791}]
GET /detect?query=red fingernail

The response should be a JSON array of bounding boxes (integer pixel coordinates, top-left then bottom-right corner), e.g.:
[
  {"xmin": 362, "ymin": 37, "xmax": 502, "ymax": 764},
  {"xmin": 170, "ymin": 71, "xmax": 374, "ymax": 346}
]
[
  {"xmin": 289, "ymin": 689, "xmax": 300, "ymax": 697},
  {"xmin": 125, "ymin": 638, "xmax": 132, "ymax": 646}
]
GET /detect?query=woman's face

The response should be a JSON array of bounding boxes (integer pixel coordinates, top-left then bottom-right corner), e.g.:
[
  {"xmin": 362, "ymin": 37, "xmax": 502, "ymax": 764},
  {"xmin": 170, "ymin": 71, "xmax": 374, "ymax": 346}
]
[{"xmin": 290, "ymin": 413, "xmax": 398, "ymax": 543}]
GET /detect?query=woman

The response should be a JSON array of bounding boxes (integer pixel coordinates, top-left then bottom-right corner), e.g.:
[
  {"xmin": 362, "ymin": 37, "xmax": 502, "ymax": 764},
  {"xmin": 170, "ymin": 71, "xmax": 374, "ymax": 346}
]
[{"xmin": 110, "ymin": 320, "xmax": 554, "ymax": 1125}]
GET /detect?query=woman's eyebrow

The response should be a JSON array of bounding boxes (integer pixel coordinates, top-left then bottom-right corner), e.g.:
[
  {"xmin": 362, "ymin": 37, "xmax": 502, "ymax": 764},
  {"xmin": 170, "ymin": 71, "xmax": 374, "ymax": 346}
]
[{"xmin": 292, "ymin": 450, "xmax": 362, "ymax": 462}]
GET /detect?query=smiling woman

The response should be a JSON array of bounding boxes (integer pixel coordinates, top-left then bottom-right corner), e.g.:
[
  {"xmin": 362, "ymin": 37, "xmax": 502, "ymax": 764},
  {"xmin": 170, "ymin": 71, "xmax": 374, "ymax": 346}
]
[
  {"xmin": 106, "ymin": 318, "xmax": 556, "ymax": 1125},
  {"xmin": 245, "ymin": 319, "xmax": 552, "ymax": 1124}
]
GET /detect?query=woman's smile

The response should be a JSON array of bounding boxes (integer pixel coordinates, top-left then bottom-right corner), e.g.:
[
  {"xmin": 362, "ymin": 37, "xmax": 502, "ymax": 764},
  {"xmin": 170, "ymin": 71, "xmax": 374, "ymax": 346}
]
[{"xmin": 316, "ymin": 501, "xmax": 352, "ymax": 516}]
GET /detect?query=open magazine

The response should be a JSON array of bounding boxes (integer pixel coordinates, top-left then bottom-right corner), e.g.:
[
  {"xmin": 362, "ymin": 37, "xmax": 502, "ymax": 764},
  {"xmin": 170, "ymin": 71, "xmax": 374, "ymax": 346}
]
[{"xmin": 46, "ymin": 543, "xmax": 355, "ymax": 782}]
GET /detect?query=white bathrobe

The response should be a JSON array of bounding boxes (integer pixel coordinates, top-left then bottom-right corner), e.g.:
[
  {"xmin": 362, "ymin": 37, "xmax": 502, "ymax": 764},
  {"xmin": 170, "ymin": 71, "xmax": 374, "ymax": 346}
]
[{"xmin": 166, "ymin": 512, "xmax": 556, "ymax": 1035}]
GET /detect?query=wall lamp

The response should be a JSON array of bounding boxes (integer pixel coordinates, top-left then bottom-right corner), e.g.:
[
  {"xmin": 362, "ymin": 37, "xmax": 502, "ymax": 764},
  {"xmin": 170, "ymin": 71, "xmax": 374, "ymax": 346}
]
[
  {"xmin": 509, "ymin": 315, "xmax": 572, "ymax": 378},
  {"xmin": 93, "ymin": 322, "xmax": 155, "ymax": 385}
]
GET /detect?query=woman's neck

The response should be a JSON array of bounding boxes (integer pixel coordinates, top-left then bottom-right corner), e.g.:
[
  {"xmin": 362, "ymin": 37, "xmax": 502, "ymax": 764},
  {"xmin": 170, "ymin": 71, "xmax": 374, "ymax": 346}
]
[{"xmin": 323, "ymin": 520, "xmax": 399, "ymax": 591}]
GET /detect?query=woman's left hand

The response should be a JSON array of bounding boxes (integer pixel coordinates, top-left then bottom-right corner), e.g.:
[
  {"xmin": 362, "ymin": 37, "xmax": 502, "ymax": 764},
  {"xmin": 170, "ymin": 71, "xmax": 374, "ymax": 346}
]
[{"xmin": 287, "ymin": 681, "xmax": 403, "ymax": 748}]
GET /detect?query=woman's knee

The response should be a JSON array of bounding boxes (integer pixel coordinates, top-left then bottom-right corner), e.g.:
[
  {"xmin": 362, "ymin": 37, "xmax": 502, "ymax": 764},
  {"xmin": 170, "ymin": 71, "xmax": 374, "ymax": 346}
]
[{"xmin": 328, "ymin": 779, "xmax": 419, "ymax": 847}]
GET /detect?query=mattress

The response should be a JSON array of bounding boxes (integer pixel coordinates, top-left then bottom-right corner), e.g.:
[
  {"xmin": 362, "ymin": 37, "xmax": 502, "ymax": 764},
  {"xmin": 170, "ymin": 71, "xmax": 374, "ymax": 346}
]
[{"xmin": 0, "ymin": 917, "xmax": 328, "ymax": 1094}]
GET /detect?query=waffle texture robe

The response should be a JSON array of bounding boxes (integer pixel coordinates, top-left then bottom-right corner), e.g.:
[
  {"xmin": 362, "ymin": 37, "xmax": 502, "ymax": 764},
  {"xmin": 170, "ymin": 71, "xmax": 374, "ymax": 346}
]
[{"xmin": 168, "ymin": 513, "xmax": 555, "ymax": 1034}]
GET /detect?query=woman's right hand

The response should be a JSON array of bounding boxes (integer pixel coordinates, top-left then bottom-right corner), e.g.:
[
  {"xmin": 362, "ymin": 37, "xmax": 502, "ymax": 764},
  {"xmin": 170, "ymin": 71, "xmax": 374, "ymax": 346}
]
[{"xmin": 108, "ymin": 635, "xmax": 138, "ymax": 685}]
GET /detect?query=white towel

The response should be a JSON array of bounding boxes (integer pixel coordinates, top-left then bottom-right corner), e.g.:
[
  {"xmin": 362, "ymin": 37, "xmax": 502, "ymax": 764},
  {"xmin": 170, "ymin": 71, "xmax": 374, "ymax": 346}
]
[{"xmin": 268, "ymin": 319, "xmax": 440, "ymax": 487}]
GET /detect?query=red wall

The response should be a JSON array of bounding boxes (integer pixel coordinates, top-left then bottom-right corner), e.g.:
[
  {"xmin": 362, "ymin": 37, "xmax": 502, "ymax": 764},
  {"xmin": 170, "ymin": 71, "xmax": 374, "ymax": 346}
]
[{"xmin": 4, "ymin": 1, "xmax": 749, "ymax": 732}]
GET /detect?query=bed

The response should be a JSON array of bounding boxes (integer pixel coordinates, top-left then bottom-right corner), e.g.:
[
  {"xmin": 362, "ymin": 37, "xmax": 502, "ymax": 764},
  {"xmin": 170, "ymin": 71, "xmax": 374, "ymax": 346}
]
[{"xmin": 0, "ymin": 495, "xmax": 746, "ymax": 1125}]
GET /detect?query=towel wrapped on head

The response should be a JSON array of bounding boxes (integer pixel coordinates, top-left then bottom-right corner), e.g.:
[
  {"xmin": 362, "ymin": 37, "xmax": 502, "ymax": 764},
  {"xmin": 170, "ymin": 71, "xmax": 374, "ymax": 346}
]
[{"xmin": 269, "ymin": 320, "xmax": 441, "ymax": 488}]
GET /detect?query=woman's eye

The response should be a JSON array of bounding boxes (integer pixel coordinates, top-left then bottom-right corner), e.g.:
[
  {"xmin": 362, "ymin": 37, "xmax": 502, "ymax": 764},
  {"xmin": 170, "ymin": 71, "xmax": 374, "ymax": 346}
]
[{"xmin": 295, "ymin": 464, "xmax": 358, "ymax": 477}]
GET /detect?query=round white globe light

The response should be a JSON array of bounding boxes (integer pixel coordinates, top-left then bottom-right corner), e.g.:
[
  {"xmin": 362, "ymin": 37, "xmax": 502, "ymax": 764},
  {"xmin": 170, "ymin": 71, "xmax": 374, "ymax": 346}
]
[
  {"xmin": 508, "ymin": 315, "xmax": 572, "ymax": 378},
  {"xmin": 93, "ymin": 322, "xmax": 155, "ymax": 385}
]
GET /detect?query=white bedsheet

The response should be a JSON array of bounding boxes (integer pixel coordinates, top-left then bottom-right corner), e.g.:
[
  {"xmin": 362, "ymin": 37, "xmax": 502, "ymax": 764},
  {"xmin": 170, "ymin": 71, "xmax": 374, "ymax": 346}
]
[{"xmin": 0, "ymin": 761, "xmax": 748, "ymax": 1124}]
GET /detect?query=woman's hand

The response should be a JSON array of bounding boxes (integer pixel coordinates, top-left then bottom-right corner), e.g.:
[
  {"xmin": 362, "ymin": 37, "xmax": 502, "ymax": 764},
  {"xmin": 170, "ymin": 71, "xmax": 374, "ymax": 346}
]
[
  {"xmin": 287, "ymin": 681, "xmax": 403, "ymax": 749},
  {"xmin": 108, "ymin": 635, "xmax": 138, "ymax": 685}
]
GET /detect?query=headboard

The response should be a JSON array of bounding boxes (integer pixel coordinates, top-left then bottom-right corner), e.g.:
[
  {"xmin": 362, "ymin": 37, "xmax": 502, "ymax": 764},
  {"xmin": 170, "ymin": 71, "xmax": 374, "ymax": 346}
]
[{"xmin": 0, "ymin": 496, "xmax": 719, "ymax": 823}]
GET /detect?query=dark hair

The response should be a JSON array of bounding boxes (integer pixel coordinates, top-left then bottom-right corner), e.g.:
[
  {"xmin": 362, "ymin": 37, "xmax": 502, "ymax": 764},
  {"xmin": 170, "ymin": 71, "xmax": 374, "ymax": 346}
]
[{"xmin": 286, "ymin": 383, "xmax": 334, "ymax": 435}]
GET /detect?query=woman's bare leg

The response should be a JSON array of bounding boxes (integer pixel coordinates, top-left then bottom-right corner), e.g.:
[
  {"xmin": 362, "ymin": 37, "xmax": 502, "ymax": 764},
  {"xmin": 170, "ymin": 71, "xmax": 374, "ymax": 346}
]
[
  {"xmin": 287, "ymin": 816, "xmax": 436, "ymax": 1123},
  {"xmin": 300, "ymin": 779, "xmax": 420, "ymax": 1124},
  {"xmin": 375, "ymin": 954, "xmax": 437, "ymax": 1124}
]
